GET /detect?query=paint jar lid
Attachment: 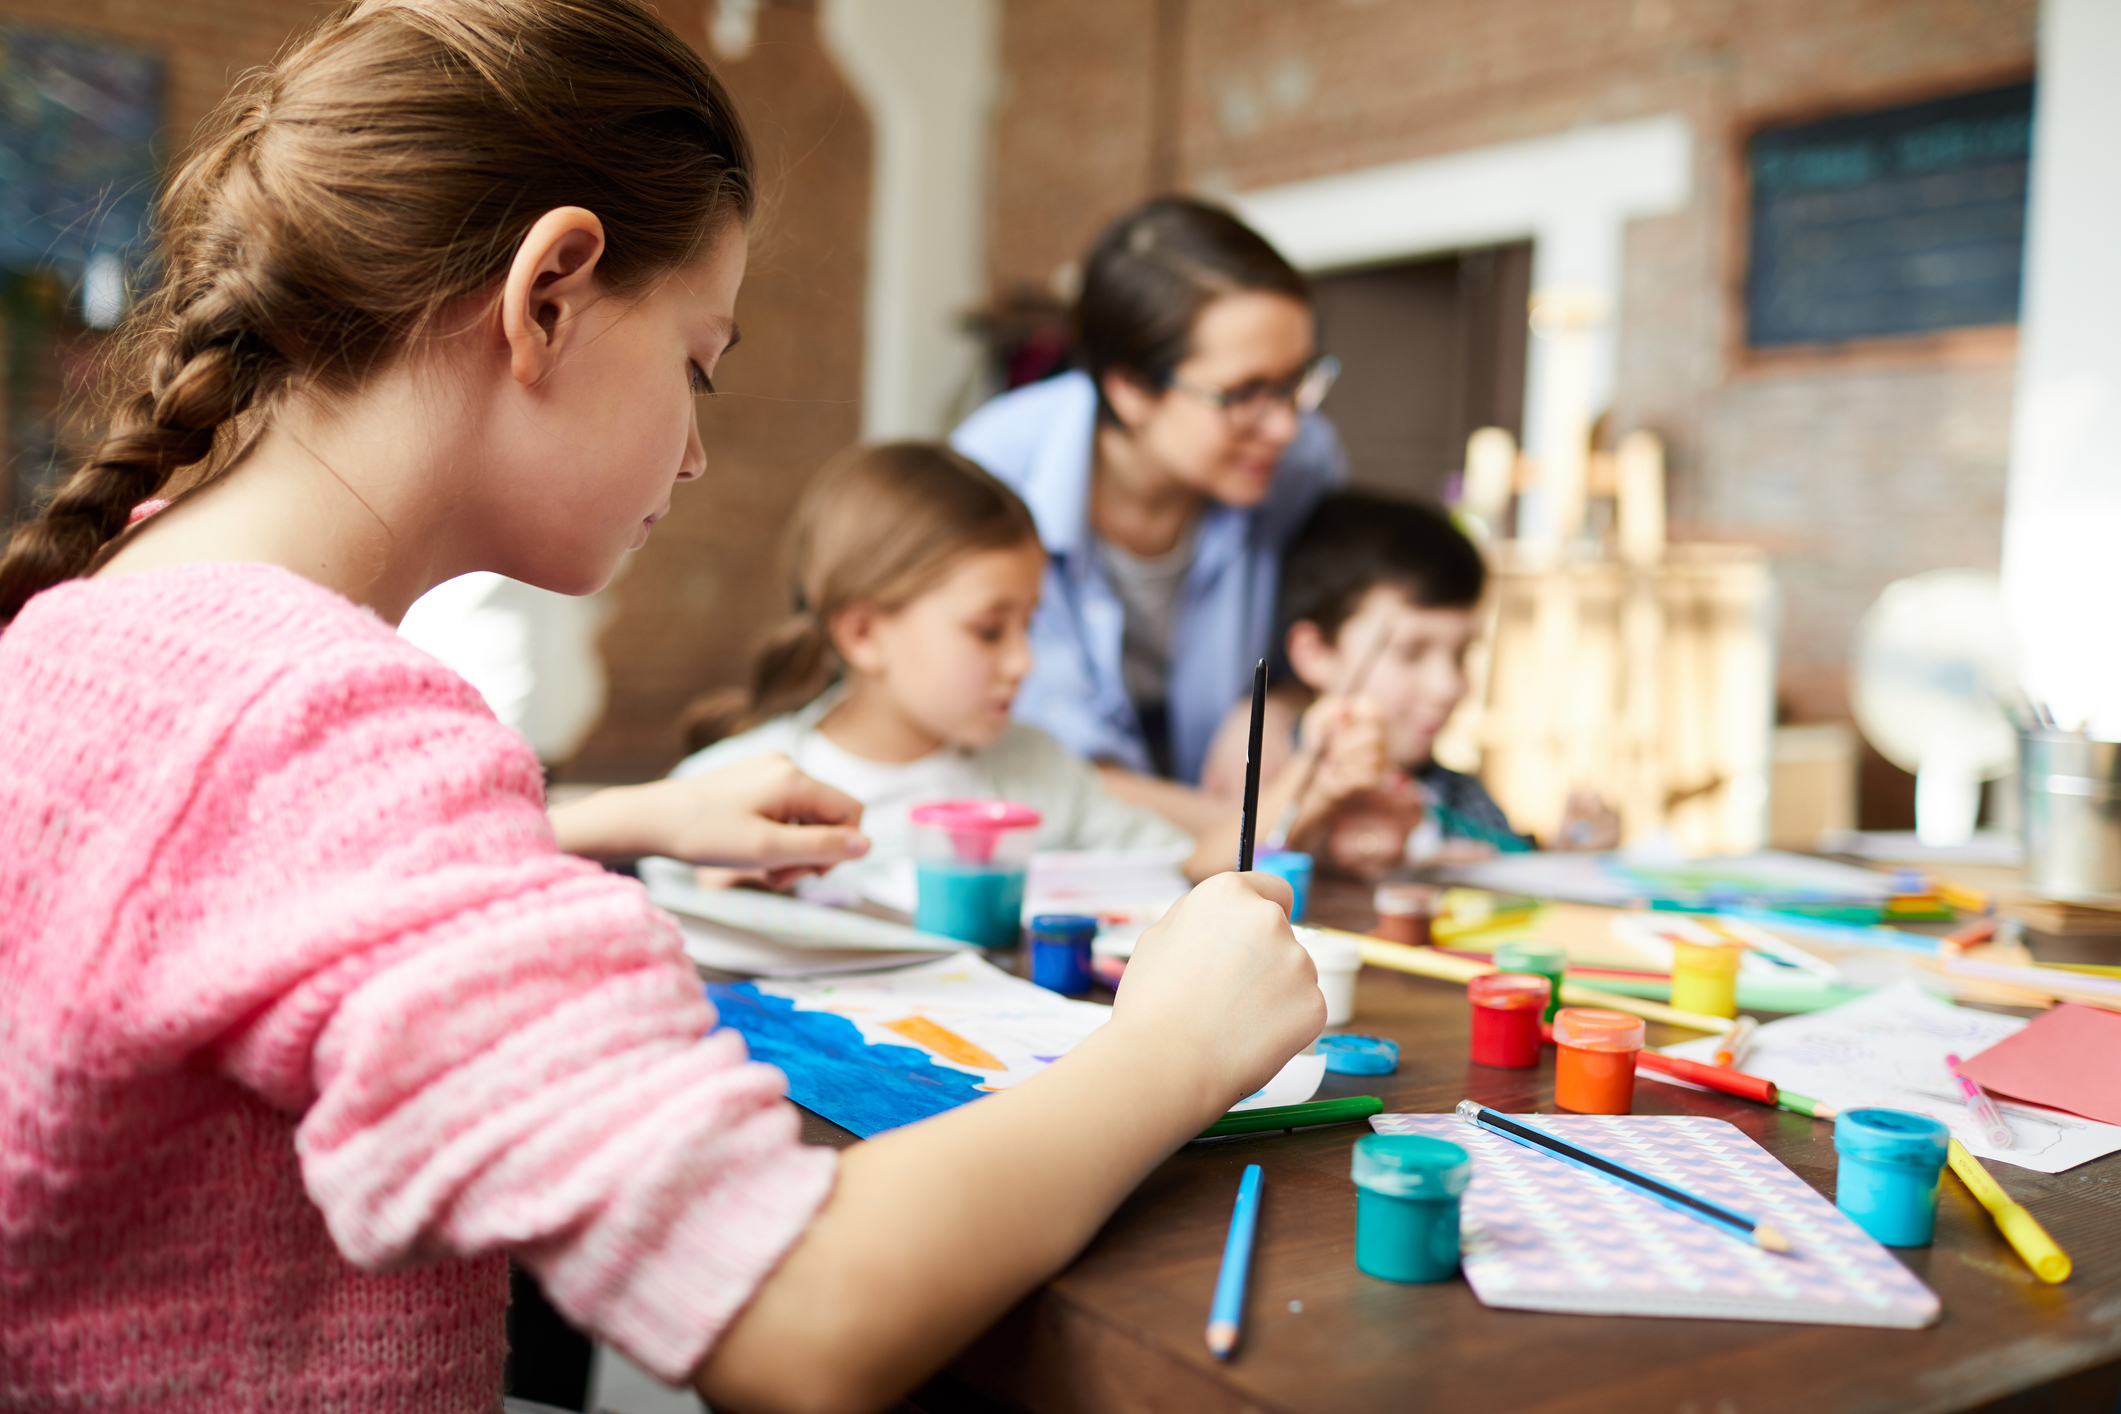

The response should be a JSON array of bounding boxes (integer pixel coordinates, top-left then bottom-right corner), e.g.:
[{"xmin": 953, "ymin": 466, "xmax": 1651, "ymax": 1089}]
[
  {"xmin": 1467, "ymin": 972, "xmax": 1551, "ymax": 1010},
  {"xmin": 1352, "ymin": 1133, "xmax": 1472, "ymax": 1199},
  {"xmin": 1492, "ymin": 940, "xmax": 1567, "ymax": 973},
  {"xmin": 1028, "ymin": 914, "xmax": 1097, "ymax": 945},
  {"xmin": 1552, "ymin": 1007, "xmax": 1645, "ymax": 1051},
  {"xmin": 1670, "ymin": 939, "xmax": 1745, "ymax": 976},
  {"xmin": 1373, "ymin": 882, "xmax": 1442, "ymax": 918},
  {"xmin": 1835, "ymin": 1107, "xmax": 1950, "ymax": 1170},
  {"xmin": 909, "ymin": 799, "xmax": 1042, "ymax": 832},
  {"xmin": 1318, "ymin": 1034, "xmax": 1400, "ymax": 1075}
]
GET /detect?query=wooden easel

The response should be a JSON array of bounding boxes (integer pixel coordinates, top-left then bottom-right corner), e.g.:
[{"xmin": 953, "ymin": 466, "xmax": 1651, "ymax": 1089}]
[{"xmin": 1436, "ymin": 428, "xmax": 1774, "ymax": 853}]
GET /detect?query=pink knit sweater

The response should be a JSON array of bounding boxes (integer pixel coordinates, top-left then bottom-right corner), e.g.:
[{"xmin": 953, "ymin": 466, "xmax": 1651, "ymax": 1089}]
[{"xmin": 0, "ymin": 563, "xmax": 837, "ymax": 1410}]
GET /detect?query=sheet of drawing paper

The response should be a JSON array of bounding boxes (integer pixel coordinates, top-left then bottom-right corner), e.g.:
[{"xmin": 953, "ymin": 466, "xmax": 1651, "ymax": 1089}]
[
  {"xmin": 1663, "ymin": 982, "xmax": 2121, "ymax": 1173},
  {"xmin": 1956, "ymin": 1003, "xmax": 2121, "ymax": 1126},
  {"xmin": 1374, "ymin": 1113, "xmax": 1938, "ymax": 1328},
  {"xmin": 708, "ymin": 953, "xmax": 1324, "ymax": 1137},
  {"xmin": 1442, "ymin": 849, "xmax": 1892, "ymax": 908},
  {"xmin": 642, "ymin": 856, "xmax": 970, "ymax": 954},
  {"xmin": 674, "ymin": 916, "xmax": 945, "ymax": 979}
]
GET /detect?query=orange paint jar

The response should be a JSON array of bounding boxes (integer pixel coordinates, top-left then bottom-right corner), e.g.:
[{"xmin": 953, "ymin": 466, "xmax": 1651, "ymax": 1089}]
[{"xmin": 1552, "ymin": 1008, "xmax": 1646, "ymax": 1115}]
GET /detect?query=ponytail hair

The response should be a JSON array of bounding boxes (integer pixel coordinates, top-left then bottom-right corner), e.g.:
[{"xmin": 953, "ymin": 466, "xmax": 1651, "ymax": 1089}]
[
  {"xmin": 681, "ymin": 442, "xmax": 1040, "ymax": 750},
  {"xmin": 0, "ymin": 0, "xmax": 753, "ymax": 625}
]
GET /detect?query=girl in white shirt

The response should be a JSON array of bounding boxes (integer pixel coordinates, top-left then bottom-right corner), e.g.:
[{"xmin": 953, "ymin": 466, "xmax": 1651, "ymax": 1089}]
[{"xmin": 674, "ymin": 442, "xmax": 1361, "ymax": 884}]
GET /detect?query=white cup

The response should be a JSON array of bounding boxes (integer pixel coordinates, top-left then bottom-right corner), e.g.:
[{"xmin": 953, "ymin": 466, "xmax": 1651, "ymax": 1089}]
[{"xmin": 1294, "ymin": 926, "xmax": 1362, "ymax": 1027}]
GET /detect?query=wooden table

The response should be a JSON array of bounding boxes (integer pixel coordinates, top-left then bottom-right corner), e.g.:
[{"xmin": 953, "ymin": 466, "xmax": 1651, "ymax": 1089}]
[{"xmin": 794, "ymin": 880, "xmax": 2121, "ymax": 1414}]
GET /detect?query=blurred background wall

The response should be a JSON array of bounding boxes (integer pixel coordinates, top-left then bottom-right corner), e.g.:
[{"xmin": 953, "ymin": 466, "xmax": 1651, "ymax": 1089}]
[{"xmin": 0, "ymin": 0, "xmax": 2060, "ymax": 823}]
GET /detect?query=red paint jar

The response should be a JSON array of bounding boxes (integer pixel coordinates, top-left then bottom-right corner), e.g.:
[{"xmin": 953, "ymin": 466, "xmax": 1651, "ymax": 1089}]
[
  {"xmin": 1552, "ymin": 1007, "xmax": 1646, "ymax": 1114},
  {"xmin": 1467, "ymin": 972, "xmax": 1550, "ymax": 1068}
]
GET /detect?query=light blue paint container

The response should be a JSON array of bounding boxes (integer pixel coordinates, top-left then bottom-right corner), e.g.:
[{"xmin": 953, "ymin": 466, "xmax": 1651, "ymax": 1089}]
[
  {"xmin": 1351, "ymin": 1134, "xmax": 1471, "ymax": 1283},
  {"xmin": 1256, "ymin": 850, "xmax": 1314, "ymax": 921},
  {"xmin": 910, "ymin": 799, "xmax": 1040, "ymax": 948},
  {"xmin": 1835, "ymin": 1107, "xmax": 1950, "ymax": 1247}
]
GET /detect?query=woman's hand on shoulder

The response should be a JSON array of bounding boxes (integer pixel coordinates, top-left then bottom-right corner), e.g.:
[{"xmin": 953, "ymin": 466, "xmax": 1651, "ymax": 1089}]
[{"xmin": 548, "ymin": 753, "xmax": 870, "ymax": 882}]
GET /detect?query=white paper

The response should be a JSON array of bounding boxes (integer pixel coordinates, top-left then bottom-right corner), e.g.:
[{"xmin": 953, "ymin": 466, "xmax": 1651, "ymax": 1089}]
[
  {"xmin": 1663, "ymin": 982, "xmax": 2121, "ymax": 1174},
  {"xmin": 674, "ymin": 916, "xmax": 944, "ymax": 979},
  {"xmin": 749, "ymin": 952, "xmax": 1325, "ymax": 1112},
  {"xmin": 1443, "ymin": 849, "xmax": 1893, "ymax": 907},
  {"xmin": 642, "ymin": 856, "xmax": 970, "ymax": 954}
]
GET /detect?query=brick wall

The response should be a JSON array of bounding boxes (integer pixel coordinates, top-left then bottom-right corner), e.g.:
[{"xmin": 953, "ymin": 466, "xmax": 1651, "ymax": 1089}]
[
  {"xmin": 989, "ymin": 0, "xmax": 2036, "ymax": 810},
  {"xmin": 0, "ymin": 0, "xmax": 869, "ymax": 783}
]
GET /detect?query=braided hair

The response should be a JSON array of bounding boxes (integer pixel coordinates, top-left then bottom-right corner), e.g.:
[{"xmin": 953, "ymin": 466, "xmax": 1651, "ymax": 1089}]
[{"xmin": 0, "ymin": 0, "xmax": 754, "ymax": 624}]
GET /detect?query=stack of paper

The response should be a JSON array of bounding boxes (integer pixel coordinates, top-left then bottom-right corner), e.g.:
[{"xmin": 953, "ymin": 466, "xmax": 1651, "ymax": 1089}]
[{"xmin": 1663, "ymin": 982, "xmax": 2121, "ymax": 1173}]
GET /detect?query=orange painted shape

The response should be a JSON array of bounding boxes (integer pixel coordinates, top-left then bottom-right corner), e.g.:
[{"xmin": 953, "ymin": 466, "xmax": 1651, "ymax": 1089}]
[{"xmin": 882, "ymin": 1015, "xmax": 1005, "ymax": 1071}]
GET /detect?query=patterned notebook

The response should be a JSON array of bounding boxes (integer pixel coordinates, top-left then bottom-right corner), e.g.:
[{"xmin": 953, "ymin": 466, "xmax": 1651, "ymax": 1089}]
[{"xmin": 1372, "ymin": 1114, "xmax": 1940, "ymax": 1328}]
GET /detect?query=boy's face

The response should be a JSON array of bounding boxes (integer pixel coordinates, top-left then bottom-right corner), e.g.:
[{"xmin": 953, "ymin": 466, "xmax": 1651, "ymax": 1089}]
[{"xmin": 1288, "ymin": 585, "xmax": 1478, "ymax": 768}]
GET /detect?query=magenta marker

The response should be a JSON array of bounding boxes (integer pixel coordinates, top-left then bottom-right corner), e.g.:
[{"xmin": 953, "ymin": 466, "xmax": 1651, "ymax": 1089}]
[{"xmin": 1945, "ymin": 1053, "xmax": 2014, "ymax": 1150}]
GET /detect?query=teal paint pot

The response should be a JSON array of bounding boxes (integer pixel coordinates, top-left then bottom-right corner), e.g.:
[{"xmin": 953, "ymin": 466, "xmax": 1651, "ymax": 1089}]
[
  {"xmin": 1835, "ymin": 1107, "xmax": 1949, "ymax": 1247},
  {"xmin": 1351, "ymin": 1134, "xmax": 1471, "ymax": 1283},
  {"xmin": 1256, "ymin": 850, "xmax": 1314, "ymax": 921}
]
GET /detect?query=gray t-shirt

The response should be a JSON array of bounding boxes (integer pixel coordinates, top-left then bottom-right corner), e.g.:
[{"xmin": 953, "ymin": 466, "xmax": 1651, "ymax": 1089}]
[{"xmin": 1095, "ymin": 517, "xmax": 1198, "ymax": 720}]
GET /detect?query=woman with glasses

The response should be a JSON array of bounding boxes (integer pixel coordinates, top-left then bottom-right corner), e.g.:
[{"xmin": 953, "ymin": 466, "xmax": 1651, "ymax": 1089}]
[{"xmin": 952, "ymin": 197, "xmax": 1345, "ymax": 817}]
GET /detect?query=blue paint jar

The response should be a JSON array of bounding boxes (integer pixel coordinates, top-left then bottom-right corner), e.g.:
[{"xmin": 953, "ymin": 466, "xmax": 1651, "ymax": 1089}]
[
  {"xmin": 1255, "ymin": 849, "xmax": 1314, "ymax": 921},
  {"xmin": 1351, "ymin": 1134, "xmax": 1471, "ymax": 1283},
  {"xmin": 1834, "ymin": 1107, "xmax": 1950, "ymax": 1247},
  {"xmin": 1028, "ymin": 913, "xmax": 1097, "ymax": 995}
]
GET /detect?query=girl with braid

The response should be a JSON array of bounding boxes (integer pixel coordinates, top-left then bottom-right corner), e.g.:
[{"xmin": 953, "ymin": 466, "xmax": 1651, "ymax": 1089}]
[{"xmin": 0, "ymin": 4, "xmax": 1322, "ymax": 1410}]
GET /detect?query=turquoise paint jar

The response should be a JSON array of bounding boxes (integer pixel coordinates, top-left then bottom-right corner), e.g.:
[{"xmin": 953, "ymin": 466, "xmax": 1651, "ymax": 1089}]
[
  {"xmin": 1351, "ymin": 1134, "xmax": 1471, "ymax": 1283},
  {"xmin": 910, "ymin": 800, "xmax": 1041, "ymax": 947},
  {"xmin": 1834, "ymin": 1107, "xmax": 1949, "ymax": 1247},
  {"xmin": 1256, "ymin": 849, "xmax": 1314, "ymax": 921}
]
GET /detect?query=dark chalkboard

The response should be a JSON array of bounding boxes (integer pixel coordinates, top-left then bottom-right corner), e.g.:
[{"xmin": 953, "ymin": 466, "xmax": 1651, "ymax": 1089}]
[{"xmin": 1745, "ymin": 83, "xmax": 2032, "ymax": 347}]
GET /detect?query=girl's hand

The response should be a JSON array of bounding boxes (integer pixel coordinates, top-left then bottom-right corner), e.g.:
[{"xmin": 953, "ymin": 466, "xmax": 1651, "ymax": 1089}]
[
  {"xmin": 1107, "ymin": 871, "xmax": 1325, "ymax": 1111},
  {"xmin": 548, "ymin": 753, "xmax": 870, "ymax": 880}
]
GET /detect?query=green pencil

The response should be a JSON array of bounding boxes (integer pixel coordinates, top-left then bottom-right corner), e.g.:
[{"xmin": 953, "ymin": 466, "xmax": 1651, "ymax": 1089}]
[
  {"xmin": 1196, "ymin": 1096, "xmax": 1383, "ymax": 1140},
  {"xmin": 1775, "ymin": 1089, "xmax": 1838, "ymax": 1120}
]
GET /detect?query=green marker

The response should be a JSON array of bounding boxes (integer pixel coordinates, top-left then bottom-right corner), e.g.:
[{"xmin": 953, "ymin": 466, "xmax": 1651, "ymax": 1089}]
[{"xmin": 1196, "ymin": 1095, "xmax": 1384, "ymax": 1140}]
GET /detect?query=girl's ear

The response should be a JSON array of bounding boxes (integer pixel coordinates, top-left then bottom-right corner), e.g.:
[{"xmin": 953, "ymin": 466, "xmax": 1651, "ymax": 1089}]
[
  {"xmin": 1285, "ymin": 619, "xmax": 1339, "ymax": 692},
  {"xmin": 503, "ymin": 206, "xmax": 608, "ymax": 386},
  {"xmin": 829, "ymin": 602, "xmax": 888, "ymax": 676},
  {"xmin": 1101, "ymin": 369, "xmax": 1163, "ymax": 432}
]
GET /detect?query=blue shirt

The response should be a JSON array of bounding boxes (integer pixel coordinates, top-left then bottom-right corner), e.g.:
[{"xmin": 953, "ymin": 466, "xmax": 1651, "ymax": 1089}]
[{"xmin": 951, "ymin": 371, "xmax": 1346, "ymax": 784}]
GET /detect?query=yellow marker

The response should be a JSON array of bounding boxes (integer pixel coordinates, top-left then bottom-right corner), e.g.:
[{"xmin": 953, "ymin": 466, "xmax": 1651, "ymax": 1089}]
[
  {"xmin": 882, "ymin": 1015, "xmax": 1005, "ymax": 1071},
  {"xmin": 1947, "ymin": 1139, "xmax": 2071, "ymax": 1284},
  {"xmin": 1935, "ymin": 881, "xmax": 1993, "ymax": 915}
]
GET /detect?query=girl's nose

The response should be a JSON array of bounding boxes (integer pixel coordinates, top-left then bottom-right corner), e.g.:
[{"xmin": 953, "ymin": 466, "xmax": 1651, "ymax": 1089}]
[{"xmin": 677, "ymin": 414, "xmax": 707, "ymax": 482}]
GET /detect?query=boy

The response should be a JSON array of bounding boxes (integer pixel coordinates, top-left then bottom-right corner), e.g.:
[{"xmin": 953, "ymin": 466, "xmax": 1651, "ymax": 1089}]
[{"xmin": 1204, "ymin": 492, "xmax": 1604, "ymax": 871}]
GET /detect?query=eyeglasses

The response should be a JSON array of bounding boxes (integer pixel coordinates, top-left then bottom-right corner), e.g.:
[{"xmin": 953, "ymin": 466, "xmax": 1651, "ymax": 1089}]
[{"xmin": 1165, "ymin": 354, "xmax": 1339, "ymax": 431}]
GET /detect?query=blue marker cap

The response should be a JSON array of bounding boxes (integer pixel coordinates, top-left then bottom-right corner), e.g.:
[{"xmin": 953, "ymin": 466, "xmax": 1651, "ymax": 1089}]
[{"xmin": 1317, "ymin": 1035, "xmax": 1400, "ymax": 1076}]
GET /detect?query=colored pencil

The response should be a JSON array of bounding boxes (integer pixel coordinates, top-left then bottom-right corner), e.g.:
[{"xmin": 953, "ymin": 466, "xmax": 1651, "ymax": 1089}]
[
  {"xmin": 1634, "ymin": 1050, "xmax": 1838, "ymax": 1120},
  {"xmin": 1947, "ymin": 1139, "xmax": 2071, "ymax": 1283},
  {"xmin": 1206, "ymin": 1164, "xmax": 1263, "ymax": 1359},
  {"xmin": 1238, "ymin": 657, "xmax": 1267, "ymax": 873},
  {"xmin": 1195, "ymin": 1095, "xmax": 1384, "ymax": 1140},
  {"xmin": 1456, "ymin": 1101, "xmax": 1793, "ymax": 1252}
]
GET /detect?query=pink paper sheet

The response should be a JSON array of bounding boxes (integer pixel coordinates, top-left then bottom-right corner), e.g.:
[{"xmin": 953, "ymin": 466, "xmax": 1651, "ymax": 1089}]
[{"xmin": 1958, "ymin": 1003, "xmax": 2121, "ymax": 1126}]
